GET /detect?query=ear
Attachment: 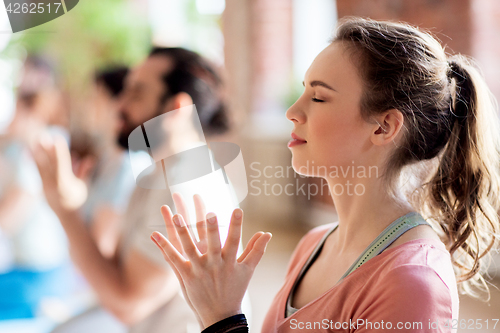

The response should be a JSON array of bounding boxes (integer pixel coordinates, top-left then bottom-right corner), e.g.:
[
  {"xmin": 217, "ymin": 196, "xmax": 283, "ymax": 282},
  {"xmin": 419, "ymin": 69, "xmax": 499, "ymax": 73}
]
[
  {"xmin": 370, "ymin": 109, "xmax": 404, "ymax": 146},
  {"xmin": 162, "ymin": 92, "xmax": 194, "ymax": 114},
  {"xmin": 161, "ymin": 92, "xmax": 195, "ymax": 131}
]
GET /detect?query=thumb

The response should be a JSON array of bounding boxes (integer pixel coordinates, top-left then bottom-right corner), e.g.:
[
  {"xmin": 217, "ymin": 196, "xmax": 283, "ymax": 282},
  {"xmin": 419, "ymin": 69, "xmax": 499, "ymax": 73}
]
[
  {"xmin": 53, "ymin": 134, "xmax": 73, "ymax": 179},
  {"xmin": 240, "ymin": 233, "xmax": 272, "ymax": 268}
]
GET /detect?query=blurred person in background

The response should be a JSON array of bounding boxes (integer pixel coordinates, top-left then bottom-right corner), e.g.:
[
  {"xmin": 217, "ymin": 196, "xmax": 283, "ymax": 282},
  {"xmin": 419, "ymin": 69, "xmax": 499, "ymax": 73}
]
[
  {"xmin": 33, "ymin": 47, "xmax": 246, "ymax": 333},
  {"xmin": 76, "ymin": 67, "xmax": 136, "ymax": 259},
  {"xmin": 49, "ymin": 67, "xmax": 136, "ymax": 333},
  {"xmin": 0, "ymin": 55, "xmax": 83, "ymax": 321}
]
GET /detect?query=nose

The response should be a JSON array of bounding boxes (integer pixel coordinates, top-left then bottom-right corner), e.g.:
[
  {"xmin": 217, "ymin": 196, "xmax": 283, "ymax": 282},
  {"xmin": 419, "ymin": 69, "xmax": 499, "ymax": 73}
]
[{"xmin": 286, "ymin": 98, "xmax": 306, "ymax": 124}]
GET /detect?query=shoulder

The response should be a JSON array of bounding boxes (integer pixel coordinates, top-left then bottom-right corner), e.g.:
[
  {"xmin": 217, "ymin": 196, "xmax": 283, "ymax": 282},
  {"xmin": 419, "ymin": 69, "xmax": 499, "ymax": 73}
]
[
  {"xmin": 362, "ymin": 241, "xmax": 459, "ymax": 320},
  {"xmin": 376, "ymin": 238, "xmax": 457, "ymax": 288},
  {"xmin": 380, "ymin": 263, "xmax": 453, "ymax": 297},
  {"xmin": 355, "ymin": 268, "xmax": 455, "ymax": 333},
  {"xmin": 368, "ymin": 263, "xmax": 456, "ymax": 322}
]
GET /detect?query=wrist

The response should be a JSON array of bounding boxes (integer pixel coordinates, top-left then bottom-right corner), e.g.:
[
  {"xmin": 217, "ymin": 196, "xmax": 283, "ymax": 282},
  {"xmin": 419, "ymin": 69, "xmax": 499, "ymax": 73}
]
[
  {"xmin": 201, "ymin": 314, "xmax": 248, "ymax": 333},
  {"xmin": 53, "ymin": 205, "xmax": 79, "ymax": 222},
  {"xmin": 201, "ymin": 308, "xmax": 243, "ymax": 329}
]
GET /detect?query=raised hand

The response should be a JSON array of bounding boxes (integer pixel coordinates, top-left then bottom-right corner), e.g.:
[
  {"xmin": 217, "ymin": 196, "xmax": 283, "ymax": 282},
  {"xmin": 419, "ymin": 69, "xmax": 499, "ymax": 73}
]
[
  {"xmin": 172, "ymin": 193, "xmax": 209, "ymax": 254},
  {"xmin": 30, "ymin": 133, "xmax": 88, "ymax": 214},
  {"xmin": 151, "ymin": 202, "xmax": 272, "ymax": 329},
  {"xmin": 154, "ymin": 193, "xmax": 212, "ymax": 326}
]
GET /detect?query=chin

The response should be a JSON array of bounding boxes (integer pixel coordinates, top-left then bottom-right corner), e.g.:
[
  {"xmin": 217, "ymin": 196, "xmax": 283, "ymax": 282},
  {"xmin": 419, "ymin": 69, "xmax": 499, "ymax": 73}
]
[
  {"xmin": 292, "ymin": 155, "xmax": 335, "ymax": 178},
  {"xmin": 291, "ymin": 158, "xmax": 312, "ymax": 177}
]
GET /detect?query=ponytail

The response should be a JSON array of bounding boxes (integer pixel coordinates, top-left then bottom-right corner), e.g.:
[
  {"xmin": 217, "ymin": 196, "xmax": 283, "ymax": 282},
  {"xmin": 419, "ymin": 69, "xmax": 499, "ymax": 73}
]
[{"xmin": 424, "ymin": 55, "xmax": 500, "ymax": 298}]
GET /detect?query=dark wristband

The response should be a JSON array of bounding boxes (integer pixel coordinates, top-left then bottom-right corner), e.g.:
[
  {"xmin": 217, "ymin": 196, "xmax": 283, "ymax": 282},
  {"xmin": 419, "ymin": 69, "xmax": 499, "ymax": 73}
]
[{"xmin": 201, "ymin": 314, "xmax": 248, "ymax": 333}]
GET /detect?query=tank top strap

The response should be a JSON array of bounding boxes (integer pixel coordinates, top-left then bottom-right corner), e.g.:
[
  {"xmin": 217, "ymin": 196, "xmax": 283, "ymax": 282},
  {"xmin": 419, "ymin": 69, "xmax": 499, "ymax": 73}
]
[{"xmin": 339, "ymin": 211, "xmax": 430, "ymax": 281}]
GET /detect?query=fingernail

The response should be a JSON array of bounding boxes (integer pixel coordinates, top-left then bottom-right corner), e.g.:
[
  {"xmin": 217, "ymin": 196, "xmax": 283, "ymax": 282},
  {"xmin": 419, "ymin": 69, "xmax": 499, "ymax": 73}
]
[
  {"xmin": 234, "ymin": 209, "xmax": 242, "ymax": 219},
  {"xmin": 152, "ymin": 232, "xmax": 160, "ymax": 242},
  {"xmin": 173, "ymin": 215, "xmax": 182, "ymax": 227},
  {"xmin": 207, "ymin": 212, "xmax": 217, "ymax": 224}
]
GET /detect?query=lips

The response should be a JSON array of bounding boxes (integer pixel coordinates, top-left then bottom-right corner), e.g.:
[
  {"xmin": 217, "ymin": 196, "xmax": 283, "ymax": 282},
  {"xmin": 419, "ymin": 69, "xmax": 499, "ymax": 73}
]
[
  {"xmin": 291, "ymin": 133, "xmax": 306, "ymax": 141},
  {"xmin": 288, "ymin": 133, "xmax": 307, "ymax": 148}
]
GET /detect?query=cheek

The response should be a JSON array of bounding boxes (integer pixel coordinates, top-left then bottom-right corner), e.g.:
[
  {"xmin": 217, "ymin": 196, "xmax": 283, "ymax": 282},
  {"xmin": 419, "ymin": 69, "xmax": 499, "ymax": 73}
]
[
  {"xmin": 309, "ymin": 110, "xmax": 366, "ymax": 164},
  {"xmin": 129, "ymin": 100, "xmax": 156, "ymax": 125}
]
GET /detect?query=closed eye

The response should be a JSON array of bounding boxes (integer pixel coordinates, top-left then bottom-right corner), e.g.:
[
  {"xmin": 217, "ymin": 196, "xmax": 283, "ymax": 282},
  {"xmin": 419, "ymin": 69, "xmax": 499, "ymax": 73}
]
[{"xmin": 312, "ymin": 98, "xmax": 324, "ymax": 103}]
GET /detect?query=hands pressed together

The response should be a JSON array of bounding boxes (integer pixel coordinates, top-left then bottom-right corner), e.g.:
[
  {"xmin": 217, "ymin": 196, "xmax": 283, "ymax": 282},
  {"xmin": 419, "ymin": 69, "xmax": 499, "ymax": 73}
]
[
  {"xmin": 151, "ymin": 194, "xmax": 272, "ymax": 330},
  {"xmin": 31, "ymin": 132, "xmax": 273, "ymax": 330}
]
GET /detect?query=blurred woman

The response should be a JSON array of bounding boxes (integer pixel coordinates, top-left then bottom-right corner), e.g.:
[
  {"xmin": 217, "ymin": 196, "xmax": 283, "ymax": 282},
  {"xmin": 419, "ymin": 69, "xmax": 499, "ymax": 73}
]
[{"xmin": 0, "ymin": 55, "xmax": 78, "ymax": 320}]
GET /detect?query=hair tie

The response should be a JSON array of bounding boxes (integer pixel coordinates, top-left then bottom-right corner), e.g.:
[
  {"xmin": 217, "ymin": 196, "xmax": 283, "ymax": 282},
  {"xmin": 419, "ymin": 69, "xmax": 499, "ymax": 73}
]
[
  {"xmin": 446, "ymin": 60, "xmax": 468, "ymax": 123},
  {"xmin": 447, "ymin": 60, "xmax": 466, "ymax": 82}
]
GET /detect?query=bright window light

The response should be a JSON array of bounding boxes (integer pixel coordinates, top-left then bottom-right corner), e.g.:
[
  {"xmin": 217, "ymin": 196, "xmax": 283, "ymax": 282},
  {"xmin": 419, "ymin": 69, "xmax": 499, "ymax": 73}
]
[{"xmin": 196, "ymin": 0, "xmax": 225, "ymax": 15}]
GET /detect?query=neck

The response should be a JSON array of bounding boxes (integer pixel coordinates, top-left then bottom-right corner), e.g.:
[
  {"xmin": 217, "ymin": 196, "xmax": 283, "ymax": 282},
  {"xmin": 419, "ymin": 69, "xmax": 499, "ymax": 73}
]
[{"xmin": 325, "ymin": 175, "xmax": 413, "ymax": 255}]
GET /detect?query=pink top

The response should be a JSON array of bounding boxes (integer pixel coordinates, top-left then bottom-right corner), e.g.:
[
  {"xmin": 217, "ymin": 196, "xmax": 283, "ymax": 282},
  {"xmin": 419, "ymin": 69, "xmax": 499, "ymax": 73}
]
[{"xmin": 261, "ymin": 223, "xmax": 459, "ymax": 332}]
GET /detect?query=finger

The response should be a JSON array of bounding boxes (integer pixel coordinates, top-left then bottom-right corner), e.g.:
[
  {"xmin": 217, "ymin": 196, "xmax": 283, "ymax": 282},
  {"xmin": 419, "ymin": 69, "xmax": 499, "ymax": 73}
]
[
  {"xmin": 32, "ymin": 141, "xmax": 55, "ymax": 184},
  {"xmin": 173, "ymin": 192, "xmax": 191, "ymax": 226},
  {"xmin": 41, "ymin": 135, "xmax": 58, "ymax": 174},
  {"xmin": 151, "ymin": 231, "xmax": 182, "ymax": 268},
  {"xmin": 160, "ymin": 205, "xmax": 183, "ymax": 252},
  {"xmin": 222, "ymin": 208, "xmax": 243, "ymax": 260},
  {"xmin": 206, "ymin": 212, "xmax": 222, "ymax": 255},
  {"xmin": 237, "ymin": 232, "xmax": 265, "ymax": 263},
  {"xmin": 151, "ymin": 232, "xmax": 188, "ymax": 271},
  {"xmin": 240, "ymin": 232, "xmax": 272, "ymax": 268},
  {"xmin": 31, "ymin": 142, "xmax": 48, "ymax": 175},
  {"xmin": 193, "ymin": 194, "xmax": 207, "ymax": 242},
  {"xmin": 150, "ymin": 232, "xmax": 188, "ymax": 292},
  {"xmin": 173, "ymin": 192, "xmax": 198, "ymax": 241},
  {"xmin": 53, "ymin": 135, "xmax": 72, "ymax": 178},
  {"xmin": 151, "ymin": 234, "xmax": 196, "ymax": 310},
  {"xmin": 173, "ymin": 214, "xmax": 202, "ymax": 260}
]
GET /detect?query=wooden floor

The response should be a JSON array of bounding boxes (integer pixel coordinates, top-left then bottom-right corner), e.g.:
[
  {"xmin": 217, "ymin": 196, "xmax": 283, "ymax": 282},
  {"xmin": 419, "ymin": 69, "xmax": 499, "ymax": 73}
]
[{"xmin": 243, "ymin": 217, "xmax": 500, "ymax": 333}]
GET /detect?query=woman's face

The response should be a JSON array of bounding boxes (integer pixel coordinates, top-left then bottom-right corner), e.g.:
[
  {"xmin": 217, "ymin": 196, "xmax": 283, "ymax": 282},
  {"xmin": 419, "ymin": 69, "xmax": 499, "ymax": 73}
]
[{"xmin": 286, "ymin": 41, "xmax": 375, "ymax": 178}]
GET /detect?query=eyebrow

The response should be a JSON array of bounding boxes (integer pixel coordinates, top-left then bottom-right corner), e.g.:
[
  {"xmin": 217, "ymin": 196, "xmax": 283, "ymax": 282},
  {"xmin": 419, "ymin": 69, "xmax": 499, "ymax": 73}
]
[{"xmin": 302, "ymin": 80, "xmax": 337, "ymax": 92}]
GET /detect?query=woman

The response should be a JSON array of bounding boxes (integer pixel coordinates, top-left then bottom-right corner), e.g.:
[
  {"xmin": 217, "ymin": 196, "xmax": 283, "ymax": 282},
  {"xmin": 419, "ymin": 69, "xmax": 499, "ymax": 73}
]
[
  {"xmin": 0, "ymin": 55, "xmax": 79, "ymax": 321},
  {"xmin": 150, "ymin": 17, "xmax": 500, "ymax": 332}
]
